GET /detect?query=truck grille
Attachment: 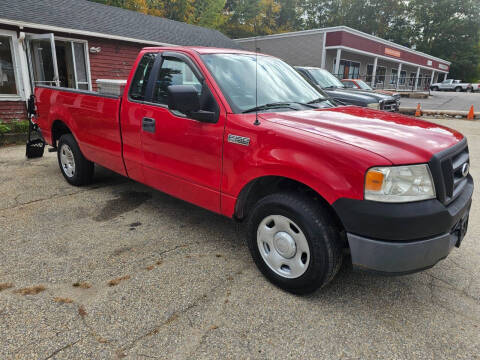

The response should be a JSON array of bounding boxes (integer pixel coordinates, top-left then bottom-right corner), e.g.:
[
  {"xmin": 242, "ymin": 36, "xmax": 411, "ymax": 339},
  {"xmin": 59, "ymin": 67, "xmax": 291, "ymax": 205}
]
[
  {"xmin": 429, "ymin": 139, "xmax": 470, "ymax": 205},
  {"xmin": 380, "ymin": 99, "xmax": 398, "ymax": 112}
]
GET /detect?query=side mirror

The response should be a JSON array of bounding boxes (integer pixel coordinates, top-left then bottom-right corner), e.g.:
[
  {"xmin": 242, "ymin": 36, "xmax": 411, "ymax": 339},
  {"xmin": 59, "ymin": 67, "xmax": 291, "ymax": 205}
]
[
  {"xmin": 167, "ymin": 85, "xmax": 200, "ymax": 114},
  {"xmin": 167, "ymin": 85, "xmax": 217, "ymax": 123}
]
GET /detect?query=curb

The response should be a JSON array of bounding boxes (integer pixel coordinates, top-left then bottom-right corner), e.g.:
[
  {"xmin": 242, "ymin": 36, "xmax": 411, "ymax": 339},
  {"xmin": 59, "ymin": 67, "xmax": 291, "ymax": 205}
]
[
  {"xmin": 398, "ymin": 92, "xmax": 429, "ymax": 99},
  {"xmin": 399, "ymin": 107, "xmax": 479, "ymax": 119}
]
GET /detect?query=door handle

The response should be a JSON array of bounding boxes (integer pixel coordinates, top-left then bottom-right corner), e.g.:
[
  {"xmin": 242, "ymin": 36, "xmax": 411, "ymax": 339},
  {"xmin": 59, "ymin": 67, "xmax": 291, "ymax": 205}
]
[{"xmin": 142, "ymin": 117, "xmax": 156, "ymax": 133}]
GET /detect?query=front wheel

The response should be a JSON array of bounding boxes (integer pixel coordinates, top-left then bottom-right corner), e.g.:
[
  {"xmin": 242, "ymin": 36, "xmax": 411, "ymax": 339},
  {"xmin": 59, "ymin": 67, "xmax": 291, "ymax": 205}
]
[
  {"xmin": 247, "ymin": 193, "xmax": 344, "ymax": 294},
  {"xmin": 431, "ymin": 86, "xmax": 439, "ymax": 91},
  {"xmin": 57, "ymin": 134, "xmax": 94, "ymax": 186},
  {"xmin": 455, "ymin": 87, "xmax": 462, "ymax": 92}
]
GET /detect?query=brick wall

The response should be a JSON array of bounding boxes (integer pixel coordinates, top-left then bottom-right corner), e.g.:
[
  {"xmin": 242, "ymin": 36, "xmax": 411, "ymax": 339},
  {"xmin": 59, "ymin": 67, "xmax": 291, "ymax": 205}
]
[
  {"xmin": 87, "ymin": 38, "xmax": 145, "ymax": 91},
  {"xmin": 0, "ymin": 101, "xmax": 27, "ymax": 123}
]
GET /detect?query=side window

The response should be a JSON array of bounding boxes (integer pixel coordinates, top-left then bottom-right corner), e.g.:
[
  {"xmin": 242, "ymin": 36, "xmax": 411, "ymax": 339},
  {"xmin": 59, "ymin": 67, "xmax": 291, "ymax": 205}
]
[
  {"xmin": 343, "ymin": 81, "xmax": 354, "ymax": 88},
  {"xmin": 152, "ymin": 56, "xmax": 218, "ymax": 117},
  {"xmin": 129, "ymin": 53, "xmax": 156, "ymax": 101},
  {"xmin": 152, "ymin": 58, "xmax": 202, "ymax": 105}
]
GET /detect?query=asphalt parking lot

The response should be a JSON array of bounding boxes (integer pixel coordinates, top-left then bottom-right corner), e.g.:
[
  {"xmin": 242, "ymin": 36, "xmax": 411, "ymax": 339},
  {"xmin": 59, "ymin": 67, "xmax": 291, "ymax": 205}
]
[
  {"xmin": 401, "ymin": 91, "xmax": 480, "ymax": 112},
  {"xmin": 1, "ymin": 118, "xmax": 479, "ymax": 359}
]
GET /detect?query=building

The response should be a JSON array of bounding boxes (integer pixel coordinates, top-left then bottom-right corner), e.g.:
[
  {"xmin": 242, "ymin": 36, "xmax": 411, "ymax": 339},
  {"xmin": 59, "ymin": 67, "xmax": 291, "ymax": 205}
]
[
  {"xmin": 236, "ymin": 26, "xmax": 450, "ymax": 91},
  {"xmin": 0, "ymin": 0, "xmax": 238, "ymax": 124}
]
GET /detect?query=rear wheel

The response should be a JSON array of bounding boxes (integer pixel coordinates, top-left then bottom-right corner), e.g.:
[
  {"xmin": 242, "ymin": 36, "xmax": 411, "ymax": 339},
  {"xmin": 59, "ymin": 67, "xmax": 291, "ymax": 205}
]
[
  {"xmin": 57, "ymin": 134, "xmax": 94, "ymax": 186},
  {"xmin": 466, "ymin": 87, "xmax": 473, "ymax": 93},
  {"xmin": 247, "ymin": 193, "xmax": 343, "ymax": 294}
]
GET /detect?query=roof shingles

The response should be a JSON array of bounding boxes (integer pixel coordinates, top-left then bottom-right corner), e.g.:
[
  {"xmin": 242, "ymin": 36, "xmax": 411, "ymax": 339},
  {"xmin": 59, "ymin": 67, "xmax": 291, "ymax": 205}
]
[{"xmin": 0, "ymin": 0, "xmax": 238, "ymax": 48}]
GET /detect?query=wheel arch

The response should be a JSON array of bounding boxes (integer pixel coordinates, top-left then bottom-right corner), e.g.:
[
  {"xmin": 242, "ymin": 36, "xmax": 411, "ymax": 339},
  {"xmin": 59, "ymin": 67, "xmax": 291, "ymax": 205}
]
[
  {"xmin": 234, "ymin": 175, "xmax": 344, "ymax": 231},
  {"xmin": 51, "ymin": 120, "xmax": 73, "ymax": 147}
]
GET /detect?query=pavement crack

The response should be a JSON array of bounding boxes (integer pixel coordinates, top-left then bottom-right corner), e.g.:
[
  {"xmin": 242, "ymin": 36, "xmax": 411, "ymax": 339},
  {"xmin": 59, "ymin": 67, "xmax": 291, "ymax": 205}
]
[
  {"xmin": 426, "ymin": 272, "xmax": 480, "ymax": 302},
  {"xmin": 153, "ymin": 244, "xmax": 189, "ymax": 257},
  {"xmin": 0, "ymin": 190, "xmax": 86, "ymax": 212},
  {"xmin": 44, "ymin": 338, "xmax": 82, "ymax": 359},
  {"xmin": 119, "ymin": 265, "xmax": 248, "ymax": 357},
  {"xmin": 0, "ymin": 182, "xmax": 120, "ymax": 212},
  {"xmin": 77, "ymin": 305, "xmax": 115, "ymax": 349}
]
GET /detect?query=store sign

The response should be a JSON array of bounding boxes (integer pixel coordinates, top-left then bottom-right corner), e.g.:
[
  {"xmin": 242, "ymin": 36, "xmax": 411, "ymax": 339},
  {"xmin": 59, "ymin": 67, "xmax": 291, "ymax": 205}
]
[
  {"xmin": 385, "ymin": 47, "xmax": 401, "ymax": 57},
  {"xmin": 427, "ymin": 60, "xmax": 433, "ymax": 66},
  {"xmin": 438, "ymin": 63, "xmax": 449, "ymax": 70}
]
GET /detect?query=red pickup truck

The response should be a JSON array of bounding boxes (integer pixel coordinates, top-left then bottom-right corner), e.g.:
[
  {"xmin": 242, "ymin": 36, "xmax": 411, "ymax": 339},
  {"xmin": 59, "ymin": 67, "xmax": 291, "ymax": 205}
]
[{"xmin": 31, "ymin": 47, "xmax": 473, "ymax": 294}]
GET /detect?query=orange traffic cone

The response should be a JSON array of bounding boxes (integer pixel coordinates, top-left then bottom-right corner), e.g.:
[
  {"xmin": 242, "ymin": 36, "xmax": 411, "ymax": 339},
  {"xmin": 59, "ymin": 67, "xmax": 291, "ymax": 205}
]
[
  {"xmin": 415, "ymin": 103, "xmax": 422, "ymax": 117},
  {"xmin": 467, "ymin": 105, "xmax": 475, "ymax": 120}
]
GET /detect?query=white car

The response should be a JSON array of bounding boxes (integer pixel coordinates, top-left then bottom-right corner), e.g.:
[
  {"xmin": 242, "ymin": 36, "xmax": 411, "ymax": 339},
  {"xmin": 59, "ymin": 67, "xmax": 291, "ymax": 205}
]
[{"xmin": 430, "ymin": 79, "xmax": 479, "ymax": 92}]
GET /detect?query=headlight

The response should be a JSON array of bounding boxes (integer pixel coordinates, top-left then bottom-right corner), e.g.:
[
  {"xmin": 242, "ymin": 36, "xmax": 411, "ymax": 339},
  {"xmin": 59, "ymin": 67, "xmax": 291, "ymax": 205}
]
[
  {"xmin": 367, "ymin": 102, "xmax": 380, "ymax": 109},
  {"xmin": 365, "ymin": 164, "xmax": 435, "ymax": 202}
]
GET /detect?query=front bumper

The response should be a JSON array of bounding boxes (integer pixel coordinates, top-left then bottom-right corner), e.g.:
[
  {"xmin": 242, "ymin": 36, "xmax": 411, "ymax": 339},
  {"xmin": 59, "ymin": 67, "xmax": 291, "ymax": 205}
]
[
  {"xmin": 347, "ymin": 227, "xmax": 466, "ymax": 274},
  {"xmin": 380, "ymin": 99, "xmax": 399, "ymax": 112},
  {"xmin": 332, "ymin": 176, "xmax": 473, "ymax": 274}
]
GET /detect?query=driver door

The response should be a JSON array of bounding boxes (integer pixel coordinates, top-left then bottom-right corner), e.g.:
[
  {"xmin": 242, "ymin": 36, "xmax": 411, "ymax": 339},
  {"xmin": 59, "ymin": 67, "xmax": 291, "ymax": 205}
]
[{"xmin": 140, "ymin": 52, "xmax": 225, "ymax": 213}]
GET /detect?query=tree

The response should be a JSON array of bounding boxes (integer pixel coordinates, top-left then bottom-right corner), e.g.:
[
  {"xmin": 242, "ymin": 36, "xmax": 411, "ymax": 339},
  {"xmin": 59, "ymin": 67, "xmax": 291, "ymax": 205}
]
[
  {"xmin": 89, "ymin": 0, "xmax": 480, "ymax": 80},
  {"xmin": 407, "ymin": 0, "xmax": 480, "ymax": 81},
  {"xmin": 192, "ymin": 0, "xmax": 228, "ymax": 28}
]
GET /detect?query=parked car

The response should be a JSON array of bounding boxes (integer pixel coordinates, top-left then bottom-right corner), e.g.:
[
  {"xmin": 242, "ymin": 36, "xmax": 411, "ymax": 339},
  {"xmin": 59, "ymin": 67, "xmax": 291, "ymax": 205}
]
[
  {"xmin": 30, "ymin": 47, "xmax": 473, "ymax": 294},
  {"xmin": 341, "ymin": 78, "xmax": 401, "ymax": 102},
  {"xmin": 430, "ymin": 79, "xmax": 479, "ymax": 92},
  {"xmin": 296, "ymin": 66, "xmax": 399, "ymax": 111}
]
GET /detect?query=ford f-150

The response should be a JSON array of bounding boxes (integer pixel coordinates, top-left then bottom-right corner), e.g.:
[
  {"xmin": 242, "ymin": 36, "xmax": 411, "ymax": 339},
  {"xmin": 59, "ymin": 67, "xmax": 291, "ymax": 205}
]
[{"xmin": 30, "ymin": 47, "xmax": 473, "ymax": 294}]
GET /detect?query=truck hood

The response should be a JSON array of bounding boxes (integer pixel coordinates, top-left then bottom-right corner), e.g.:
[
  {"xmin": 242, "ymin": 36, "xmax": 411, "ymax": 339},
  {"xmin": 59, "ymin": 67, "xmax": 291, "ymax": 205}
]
[{"xmin": 261, "ymin": 106, "xmax": 463, "ymax": 164}]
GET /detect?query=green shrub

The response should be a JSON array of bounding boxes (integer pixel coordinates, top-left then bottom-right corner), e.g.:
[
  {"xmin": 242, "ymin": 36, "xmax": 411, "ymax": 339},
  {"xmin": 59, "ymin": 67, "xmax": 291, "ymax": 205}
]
[
  {"xmin": 0, "ymin": 122, "xmax": 11, "ymax": 134},
  {"xmin": 12, "ymin": 120, "xmax": 29, "ymax": 133},
  {"xmin": 0, "ymin": 119, "xmax": 29, "ymax": 134}
]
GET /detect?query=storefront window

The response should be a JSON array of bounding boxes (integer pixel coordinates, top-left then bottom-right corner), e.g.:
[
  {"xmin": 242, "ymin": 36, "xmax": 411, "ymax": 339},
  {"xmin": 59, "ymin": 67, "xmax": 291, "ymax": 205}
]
[
  {"xmin": 334, "ymin": 59, "xmax": 360, "ymax": 79},
  {"xmin": 375, "ymin": 66, "xmax": 386, "ymax": 85},
  {"xmin": 409, "ymin": 72, "xmax": 416, "ymax": 86},
  {"xmin": 0, "ymin": 35, "xmax": 18, "ymax": 95},
  {"xmin": 400, "ymin": 70, "xmax": 406, "ymax": 85},
  {"xmin": 366, "ymin": 64, "xmax": 373, "ymax": 83},
  {"xmin": 390, "ymin": 69, "xmax": 398, "ymax": 84}
]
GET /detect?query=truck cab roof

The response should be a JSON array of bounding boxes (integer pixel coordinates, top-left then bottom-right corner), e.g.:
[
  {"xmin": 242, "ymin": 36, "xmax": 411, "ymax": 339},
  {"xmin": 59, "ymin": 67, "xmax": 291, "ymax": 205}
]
[{"xmin": 142, "ymin": 46, "xmax": 263, "ymax": 56}]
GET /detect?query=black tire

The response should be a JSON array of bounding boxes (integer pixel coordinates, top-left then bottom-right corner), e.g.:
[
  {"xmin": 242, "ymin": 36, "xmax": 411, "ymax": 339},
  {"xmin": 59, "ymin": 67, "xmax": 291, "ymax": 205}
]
[
  {"xmin": 431, "ymin": 86, "xmax": 439, "ymax": 91},
  {"xmin": 57, "ymin": 134, "xmax": 94, "ymax": 186},
  {"xmin": 455, "ymin": 87, "xmax": 462, "ymax": 92},
  {"xmin": 466, "ymin": 87, "xmax": 472, "ymax": 93},
  {"xmin": 246, "ymin": 193, "xmax": 344, "ymax": 294}
]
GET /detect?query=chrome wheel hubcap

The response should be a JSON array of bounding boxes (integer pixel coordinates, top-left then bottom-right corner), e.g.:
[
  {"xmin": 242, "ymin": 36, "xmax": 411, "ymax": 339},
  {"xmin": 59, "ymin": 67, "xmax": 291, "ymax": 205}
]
[
  {"xmin": 60, "ymin": 144, "xmax": 75, "ymax": 178},
  {"xmin": 257, "ymin": 215, "xmax": 310, "ymax": 279}
]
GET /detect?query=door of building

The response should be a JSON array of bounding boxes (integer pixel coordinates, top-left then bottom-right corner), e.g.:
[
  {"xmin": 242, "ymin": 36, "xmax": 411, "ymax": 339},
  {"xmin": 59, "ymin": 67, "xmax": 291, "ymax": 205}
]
[
  {"xmin": 26, "ymin": 33, "xmax": 91, "ymax": 90},
  {"xmin": 26, "ymin": 33, "xmax": 60, "ymax": 87}
]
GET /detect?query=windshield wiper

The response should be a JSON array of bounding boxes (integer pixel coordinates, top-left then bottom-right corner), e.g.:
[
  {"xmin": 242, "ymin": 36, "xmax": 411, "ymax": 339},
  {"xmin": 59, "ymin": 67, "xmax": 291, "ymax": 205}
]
[
  {"xmin": 307, "ymin": 97, "xmax": 329, "ymax": 105},
  {"xmin": 242, "ymin": 102, "xmax": 299, "ymax": 113}
]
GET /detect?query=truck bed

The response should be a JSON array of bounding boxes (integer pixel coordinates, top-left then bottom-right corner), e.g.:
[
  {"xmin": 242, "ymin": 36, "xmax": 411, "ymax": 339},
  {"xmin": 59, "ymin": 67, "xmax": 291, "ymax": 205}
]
[{"xmin": 34, "ymin": 86, "xmax": 126, "ymax": 175}]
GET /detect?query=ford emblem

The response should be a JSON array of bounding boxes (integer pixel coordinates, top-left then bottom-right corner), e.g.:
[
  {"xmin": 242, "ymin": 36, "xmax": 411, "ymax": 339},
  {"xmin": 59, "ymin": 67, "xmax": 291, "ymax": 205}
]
[{"xmin": 461, "ymin": 163, "xmax": 469, "ymax": 177}]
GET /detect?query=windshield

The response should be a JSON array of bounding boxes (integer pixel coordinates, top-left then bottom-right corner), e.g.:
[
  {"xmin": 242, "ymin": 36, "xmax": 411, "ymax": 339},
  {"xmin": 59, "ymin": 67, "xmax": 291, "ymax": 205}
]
[
  {"xmin": 355, "ymin": 80, "xmax": 373, "ymax": 90},
  {"xmin": 305, "ymin": 68, "xmax": 345, "ymax": 89},
  {"xmin": 201, "ymin": 54, "xmax": 326, "ymax": 113}
]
